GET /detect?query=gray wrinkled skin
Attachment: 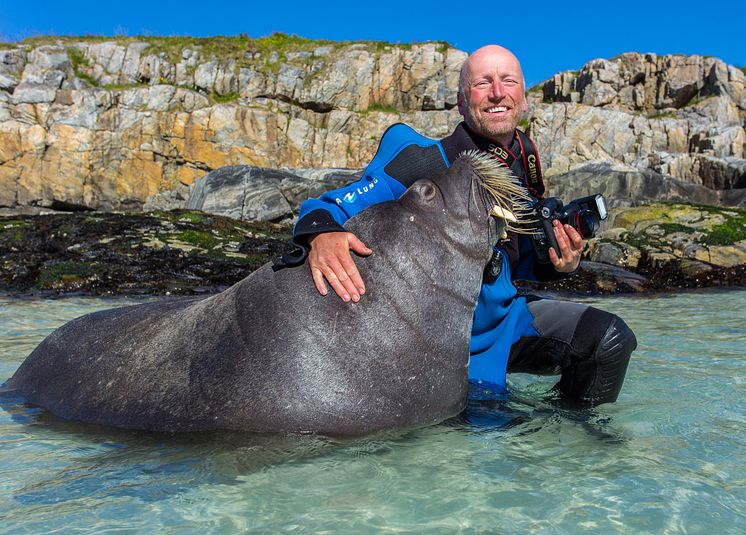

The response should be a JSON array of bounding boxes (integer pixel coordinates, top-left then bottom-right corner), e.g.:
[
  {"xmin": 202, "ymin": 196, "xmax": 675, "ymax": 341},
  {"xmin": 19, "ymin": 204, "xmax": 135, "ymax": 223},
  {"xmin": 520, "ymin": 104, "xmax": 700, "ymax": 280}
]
[{"xmin": 6, "ymin": 158, "xmax": 498, "ymax": 435}]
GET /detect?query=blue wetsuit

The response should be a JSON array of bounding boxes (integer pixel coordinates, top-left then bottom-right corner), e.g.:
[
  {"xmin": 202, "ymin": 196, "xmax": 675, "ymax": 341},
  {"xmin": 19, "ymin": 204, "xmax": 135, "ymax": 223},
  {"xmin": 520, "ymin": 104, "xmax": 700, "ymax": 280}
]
[{"xmin": 293, "ymin": 122, "xmax": 636, "ymax": 405}]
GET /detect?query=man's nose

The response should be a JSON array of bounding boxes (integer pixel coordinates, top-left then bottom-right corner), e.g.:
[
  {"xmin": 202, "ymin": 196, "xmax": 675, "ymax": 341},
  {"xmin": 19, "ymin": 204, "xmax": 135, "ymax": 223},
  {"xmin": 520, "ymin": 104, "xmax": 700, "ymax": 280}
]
[{"xmin": 489, "ymin": 80, "xmax": 505, "ymax": 99}]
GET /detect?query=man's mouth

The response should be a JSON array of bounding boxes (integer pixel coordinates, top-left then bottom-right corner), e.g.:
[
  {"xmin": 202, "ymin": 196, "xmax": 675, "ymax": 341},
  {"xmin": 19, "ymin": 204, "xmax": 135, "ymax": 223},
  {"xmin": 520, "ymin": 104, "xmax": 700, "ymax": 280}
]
[{"xmin": 485, "ymin": 105, "xmax": 510, "ymax": 114}]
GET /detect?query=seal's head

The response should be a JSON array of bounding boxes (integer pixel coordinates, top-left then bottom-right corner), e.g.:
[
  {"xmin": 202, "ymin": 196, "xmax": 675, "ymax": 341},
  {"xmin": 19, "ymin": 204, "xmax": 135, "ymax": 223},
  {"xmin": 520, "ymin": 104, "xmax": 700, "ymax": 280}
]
[{"xmin": 395, "ymin": 150, "xmax": 534, "ymax": 269}]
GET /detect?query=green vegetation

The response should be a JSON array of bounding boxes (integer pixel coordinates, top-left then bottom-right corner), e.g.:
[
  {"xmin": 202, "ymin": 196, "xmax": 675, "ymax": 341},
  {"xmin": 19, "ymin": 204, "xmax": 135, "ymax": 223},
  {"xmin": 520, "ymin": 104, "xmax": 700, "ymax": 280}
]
[
  {"xmin": 700, "ymin": 212, "xmax": 746, "ymax": 245},
  {"xmin": 364, "ymin": 102, "xmax": 398, "ymax": 114},
  {"xmin": 613, "ymin": 203, "xmax": 746, "ymax": 249},
  {"xmin": 253, "ymin": 32, "xmax": 320, "ymax": 57},
  {"xmin": 741, "ymin": 66, "xmax": 746, "ymax": 75},
  {"xmin": 15, "ymin": 33, "xmax": 456, "ymax": 102},
  {"xmin": 682, "ymin": 95, "xmax": 717, "ymax": 108},
  {"xmin": 38, "ymin": 261, "xmax": 102, "ymax": 287},
  {"xmin": 174, "ymin": 229, "xmax": 221, "ymax": 249},
  {"xmin": 519, "ymin": 118, "xmax": 530, "ymax": 130},
  {"xmin": 648, "ymin": 111, "xmax": 678, "ymax": 120},
  {"xmin": 22, "ymin": 33, "xmax": 337, "ymax": 66},
  {"xmin": 1, "ymin": 220, "xmax": 29, "ymax": 229},
  {"xmin": 210, "ymin": 91, "xmax": 239, "ymax": 104},
  {"xmin": 658, "ymin": 223, "xmax": 695, "ymax": 235},
  {"xmin": 527, "ymin": 83, "xmax": 544, "ymax": 94},
  {"xmin": 167, "ymin": 210, "xmax": 207, "ymax": 223},
  {"xmin": 21, "ymin": 33, "xmax": 450, "ymax": 69},
  {"xmin": 101, "ymin": 83, "xmax": 148, "ymax": 91},
  {"xmin": 66, "ymin": 46, "xmax": 98, "ymax": 86},
  {"xmin": 0, "ymin": 219, "xmax": 29, "ymax": 245}
]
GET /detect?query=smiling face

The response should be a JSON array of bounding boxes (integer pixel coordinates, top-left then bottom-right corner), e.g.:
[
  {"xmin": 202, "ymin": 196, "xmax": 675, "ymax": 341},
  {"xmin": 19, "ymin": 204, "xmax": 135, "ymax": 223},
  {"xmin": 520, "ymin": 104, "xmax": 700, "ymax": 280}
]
[{"xmin": 457, "ymin": 45, "xmax": 527, "ymax": 146}]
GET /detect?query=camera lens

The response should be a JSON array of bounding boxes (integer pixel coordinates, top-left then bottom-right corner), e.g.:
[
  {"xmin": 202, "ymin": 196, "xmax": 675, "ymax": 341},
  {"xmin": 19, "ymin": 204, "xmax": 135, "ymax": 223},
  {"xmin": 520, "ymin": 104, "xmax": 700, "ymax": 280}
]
[{"xmin": 575, "ymin": 210, "xmax": 599, "ymax": 238}]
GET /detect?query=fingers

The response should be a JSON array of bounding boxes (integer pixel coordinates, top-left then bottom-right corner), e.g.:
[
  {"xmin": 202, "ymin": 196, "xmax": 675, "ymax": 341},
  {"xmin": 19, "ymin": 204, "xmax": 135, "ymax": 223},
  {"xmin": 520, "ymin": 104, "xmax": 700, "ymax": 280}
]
[
  {"xmin": 548, "ymin": 246, "xmax": 560, "ymax": 265},
  {"xmin": 551, "ymin": 221, "xmax": 584, "ymax": 273},
  {"xmin": 307, "ymin": 232, "xmax": 368, "ymax": 302},
  {"xmin": 348, "ymin": 235, "xmax": 373, "ymax": 257},
  {"xmin": 339, "ymin": 250, "xmax": 366, "ymax": 296},
  {"xmin": 311, "ymin": 266, "xmax": 328, "ymax": 296},
  {"xmin": 325, "ymin": 257, "xmax": 361, "ymax": 302},
  {"xmin": 563, "ymin": 223, "xmax": 584, "ymax": 250}
]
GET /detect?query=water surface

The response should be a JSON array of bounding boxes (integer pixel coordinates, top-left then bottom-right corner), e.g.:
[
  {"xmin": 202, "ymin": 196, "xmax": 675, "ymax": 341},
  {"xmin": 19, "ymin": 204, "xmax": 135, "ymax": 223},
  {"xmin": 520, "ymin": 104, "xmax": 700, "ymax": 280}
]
[{"xmin": 1, "ymin": 291, "xmax": 744, "ymax": 533}]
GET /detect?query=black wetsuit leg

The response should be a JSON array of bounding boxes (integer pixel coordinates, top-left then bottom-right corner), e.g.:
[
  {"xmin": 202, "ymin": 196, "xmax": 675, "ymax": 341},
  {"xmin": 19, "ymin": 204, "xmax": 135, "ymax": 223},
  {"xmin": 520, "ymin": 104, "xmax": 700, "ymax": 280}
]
[{"xmin": 507, "ymin": 298, "xmax": 637, "ymax": 406}]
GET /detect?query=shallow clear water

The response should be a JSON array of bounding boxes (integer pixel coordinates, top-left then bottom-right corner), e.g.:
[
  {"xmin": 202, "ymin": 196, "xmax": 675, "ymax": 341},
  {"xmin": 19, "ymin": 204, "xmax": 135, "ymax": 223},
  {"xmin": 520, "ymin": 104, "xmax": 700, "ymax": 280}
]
[{"xmin": 0, "ymin": 291, "xmax": 744, "ymax": 533}]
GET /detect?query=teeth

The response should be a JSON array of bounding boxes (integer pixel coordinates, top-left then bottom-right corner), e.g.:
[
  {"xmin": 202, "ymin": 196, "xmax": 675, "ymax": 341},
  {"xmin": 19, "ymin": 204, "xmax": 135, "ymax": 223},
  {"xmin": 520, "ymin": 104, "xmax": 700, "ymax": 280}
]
[
  {"xmin": 491, "ymin": 206, "xmax": 517, "ymax": 223},
  {"xmin": 487, "ymin": 106, "xmax": 508, "ymax": 113}
]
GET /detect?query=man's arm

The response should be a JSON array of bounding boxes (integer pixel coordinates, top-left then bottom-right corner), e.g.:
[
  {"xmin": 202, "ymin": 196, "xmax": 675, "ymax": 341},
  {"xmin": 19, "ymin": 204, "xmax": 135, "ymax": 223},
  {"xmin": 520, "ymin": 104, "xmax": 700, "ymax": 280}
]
[
  {"xmin": 292, "ymin": 171, "xmax": 405, "ymax": 302},
  {"xmin": 292, "ymin": 123, "xmax": 449, "ymax": 301}
]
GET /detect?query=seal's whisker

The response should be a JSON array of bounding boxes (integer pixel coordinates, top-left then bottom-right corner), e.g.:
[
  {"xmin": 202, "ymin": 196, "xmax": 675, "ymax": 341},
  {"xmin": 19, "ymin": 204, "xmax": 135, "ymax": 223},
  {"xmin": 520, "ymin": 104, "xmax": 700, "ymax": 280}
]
[{"xmin": 460, "ymin": 150, "xmax": 537, "ymax": 234}]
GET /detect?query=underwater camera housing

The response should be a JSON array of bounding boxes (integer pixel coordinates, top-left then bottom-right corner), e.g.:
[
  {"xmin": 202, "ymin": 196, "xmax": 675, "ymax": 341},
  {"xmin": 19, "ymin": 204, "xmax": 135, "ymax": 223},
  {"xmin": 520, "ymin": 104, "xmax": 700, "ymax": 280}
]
[{"xmin": 531, "ymin": 194, "xmax": 608, "ymax": 264}]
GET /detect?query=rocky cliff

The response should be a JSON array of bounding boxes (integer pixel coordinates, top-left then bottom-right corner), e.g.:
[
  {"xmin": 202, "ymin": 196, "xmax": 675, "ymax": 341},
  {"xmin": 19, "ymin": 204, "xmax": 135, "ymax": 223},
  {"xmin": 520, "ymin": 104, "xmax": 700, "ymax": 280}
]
[
  {"xmin": 1, "ymin": 35, "xmax": 744, "ymax": 214},
  {"xmin": 530, "ymin": 53, "xmax": 746, "ymax": 209},
  {"xmin": 0, "ymin": 35, "xmax": 463, "ymax": 212}
]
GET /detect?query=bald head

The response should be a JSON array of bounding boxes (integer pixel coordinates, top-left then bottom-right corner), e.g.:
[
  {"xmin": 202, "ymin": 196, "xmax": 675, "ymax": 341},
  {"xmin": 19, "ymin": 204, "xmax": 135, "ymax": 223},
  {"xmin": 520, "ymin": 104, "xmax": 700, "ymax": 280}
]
[
  {"xmin": 457, "ymin": 45, "xmax": 527, "ymax": 146},
  {"xmin": 459, "ymin": 46, "xmax": 524, "ymax": 98}
]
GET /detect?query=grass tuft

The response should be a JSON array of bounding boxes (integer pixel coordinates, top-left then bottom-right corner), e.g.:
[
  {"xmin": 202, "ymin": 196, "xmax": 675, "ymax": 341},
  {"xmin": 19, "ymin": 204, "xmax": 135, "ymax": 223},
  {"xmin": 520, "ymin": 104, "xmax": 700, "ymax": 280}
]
[
  {"xmin": 210, "ymin": 91, "xmax": 239, "ymax": 104},
  {"xmin": 364, "ymin": 102, "xmax": 398, "ymax": 114},
  {"xmin": 67, "ymin": 46, "xmax": 99, "ymax": 86}
]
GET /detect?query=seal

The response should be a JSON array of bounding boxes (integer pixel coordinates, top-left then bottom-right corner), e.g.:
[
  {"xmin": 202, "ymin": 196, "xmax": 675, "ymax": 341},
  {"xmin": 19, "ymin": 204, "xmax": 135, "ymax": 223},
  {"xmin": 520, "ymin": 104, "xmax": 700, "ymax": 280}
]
[{"xmin": 4, "ymin": 152, "xmax": 533, "ymax": 435}]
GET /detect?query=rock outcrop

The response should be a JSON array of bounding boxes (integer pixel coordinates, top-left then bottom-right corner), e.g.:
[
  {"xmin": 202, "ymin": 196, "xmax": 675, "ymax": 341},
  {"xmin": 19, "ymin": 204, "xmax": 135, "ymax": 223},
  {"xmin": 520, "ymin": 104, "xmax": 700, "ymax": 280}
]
[
  {"xmin": 185, "ymin": 166, "xmax": 360, "ymax": 222},
  {"xmin": 0, "ymin": 36, "xmax": 462, "ymax": 212},
  {"xmin": 529, "ymin": 53, "xmax": 746, "ymax": 208},
  {"xmin": 0, "ymin": 38, "xmax": 744, "ymax": 215}
]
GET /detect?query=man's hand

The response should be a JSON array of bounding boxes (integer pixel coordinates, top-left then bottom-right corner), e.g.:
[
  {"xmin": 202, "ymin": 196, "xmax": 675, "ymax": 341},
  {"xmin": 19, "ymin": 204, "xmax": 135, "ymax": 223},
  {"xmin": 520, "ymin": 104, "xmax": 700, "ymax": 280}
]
[
  {"xmin": 548, "ymin": 220, "xmax": 584, "ymax": 273},
  {"xmin": 308, "ymin": 232, "xmax": 372, "ymax": 302}
]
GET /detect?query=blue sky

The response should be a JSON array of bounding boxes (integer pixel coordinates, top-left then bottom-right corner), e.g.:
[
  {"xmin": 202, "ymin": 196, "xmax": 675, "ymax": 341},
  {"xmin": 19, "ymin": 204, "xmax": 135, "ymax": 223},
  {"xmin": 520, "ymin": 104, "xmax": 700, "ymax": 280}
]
[{"xmin": 1, "ymin": 0, "xmax": 743, "ymax": 86}]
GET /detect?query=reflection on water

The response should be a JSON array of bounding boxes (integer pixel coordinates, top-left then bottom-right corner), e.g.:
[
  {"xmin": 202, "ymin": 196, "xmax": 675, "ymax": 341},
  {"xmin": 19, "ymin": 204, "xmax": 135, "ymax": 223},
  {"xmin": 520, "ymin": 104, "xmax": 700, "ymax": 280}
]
[{"xmin": 1, "ymin": 291, "xmax": 745, "ymax": 533}]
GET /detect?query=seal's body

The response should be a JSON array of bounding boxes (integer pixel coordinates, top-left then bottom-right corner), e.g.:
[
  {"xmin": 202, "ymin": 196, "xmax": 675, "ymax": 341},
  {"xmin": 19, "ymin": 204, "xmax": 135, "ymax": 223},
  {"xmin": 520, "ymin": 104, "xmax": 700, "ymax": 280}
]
[{"xmin": 5, "ymin": 154, "xmax": 530, "ymax": 435}]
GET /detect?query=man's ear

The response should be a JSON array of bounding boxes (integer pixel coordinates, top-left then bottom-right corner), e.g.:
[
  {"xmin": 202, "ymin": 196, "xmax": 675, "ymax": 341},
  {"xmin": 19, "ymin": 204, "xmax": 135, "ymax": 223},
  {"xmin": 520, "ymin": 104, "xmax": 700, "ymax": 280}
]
[
  {"xmin": 457, "ymin": 91, "xmax": 465, "ymax": 116},
  {"xmin": 523, "ymin": 93, "xmax": 528, "ymax": 113}
]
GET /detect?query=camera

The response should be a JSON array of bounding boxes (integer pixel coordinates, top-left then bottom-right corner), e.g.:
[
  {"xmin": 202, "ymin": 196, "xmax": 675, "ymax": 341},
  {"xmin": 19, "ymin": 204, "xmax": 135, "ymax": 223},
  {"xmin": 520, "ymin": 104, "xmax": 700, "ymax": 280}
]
[{"xmin": 531, "ymin": 194, "xmax": 608, "ymax": 264}]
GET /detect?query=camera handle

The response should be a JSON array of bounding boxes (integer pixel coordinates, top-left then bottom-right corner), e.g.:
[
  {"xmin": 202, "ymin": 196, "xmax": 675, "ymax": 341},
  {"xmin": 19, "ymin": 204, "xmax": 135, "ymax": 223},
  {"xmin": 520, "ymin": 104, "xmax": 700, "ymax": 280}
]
[{"xmin": 532, "ymin": 212, "xmax": 562, "ymax": 263}]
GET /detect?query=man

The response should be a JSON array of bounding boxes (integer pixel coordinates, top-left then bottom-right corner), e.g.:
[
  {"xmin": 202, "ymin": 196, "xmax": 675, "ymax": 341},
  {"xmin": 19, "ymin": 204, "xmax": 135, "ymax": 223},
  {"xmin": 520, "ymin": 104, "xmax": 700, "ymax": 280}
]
[{"xmin": 290, "ymin": 45, "xmax": 636, "ymax": 406}]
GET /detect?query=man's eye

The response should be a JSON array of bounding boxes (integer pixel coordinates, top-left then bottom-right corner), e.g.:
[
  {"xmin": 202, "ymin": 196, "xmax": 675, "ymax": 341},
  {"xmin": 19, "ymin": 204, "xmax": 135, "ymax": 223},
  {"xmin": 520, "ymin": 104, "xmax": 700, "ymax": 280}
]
[{"xmin": 475, "ymin": 81, "xmax": 490, "ymax": 87}]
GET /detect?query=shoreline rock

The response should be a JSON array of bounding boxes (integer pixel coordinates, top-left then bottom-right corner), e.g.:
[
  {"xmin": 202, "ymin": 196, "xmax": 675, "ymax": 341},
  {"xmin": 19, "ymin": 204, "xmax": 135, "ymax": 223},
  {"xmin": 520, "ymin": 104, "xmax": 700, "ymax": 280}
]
[
  {"xmin": 1, "ymin": 205, "xmax": 744, "ymax": 298},
  {"xmin": 0, "ymin": 210, "xmax": 293, "ymax": 296}
]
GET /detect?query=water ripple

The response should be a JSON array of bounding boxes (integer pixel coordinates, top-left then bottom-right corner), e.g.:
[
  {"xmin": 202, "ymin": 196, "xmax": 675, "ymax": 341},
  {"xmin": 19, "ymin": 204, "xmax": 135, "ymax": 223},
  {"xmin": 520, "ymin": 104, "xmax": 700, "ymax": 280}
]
[{"xmin": 0, "ymin": 291, "xmax": 744, "ymax": 533}]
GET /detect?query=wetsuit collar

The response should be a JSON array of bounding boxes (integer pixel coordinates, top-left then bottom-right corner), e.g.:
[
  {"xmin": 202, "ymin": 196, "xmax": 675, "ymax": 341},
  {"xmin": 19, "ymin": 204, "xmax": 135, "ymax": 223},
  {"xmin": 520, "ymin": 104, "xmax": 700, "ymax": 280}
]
[{"xmin": 440, "ymin": 122, "xmax": 519, "ymax": 165}]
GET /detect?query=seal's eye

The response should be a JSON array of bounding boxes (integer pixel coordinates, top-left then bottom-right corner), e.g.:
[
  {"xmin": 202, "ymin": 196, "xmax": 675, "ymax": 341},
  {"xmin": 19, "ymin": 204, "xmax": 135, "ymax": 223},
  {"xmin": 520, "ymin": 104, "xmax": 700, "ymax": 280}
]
[{"xmin": 418, "ymin": 181, "xmax": 437, "ymax": 203}]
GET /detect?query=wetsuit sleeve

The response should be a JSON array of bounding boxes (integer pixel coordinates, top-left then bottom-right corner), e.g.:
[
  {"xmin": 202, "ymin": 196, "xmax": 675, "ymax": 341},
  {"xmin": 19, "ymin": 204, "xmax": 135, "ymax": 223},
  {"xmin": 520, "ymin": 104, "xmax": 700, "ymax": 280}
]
[
  {"xmin": 281, "ymin": 167, "xmax": 410, "ymax": 268},
  {"xmin": 290, "ymin": 123, "xmax": 448, "ymax": 262},
  {"xmin": 292, "ymin": 170, "xmax": 406, "ymax": 247}
]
